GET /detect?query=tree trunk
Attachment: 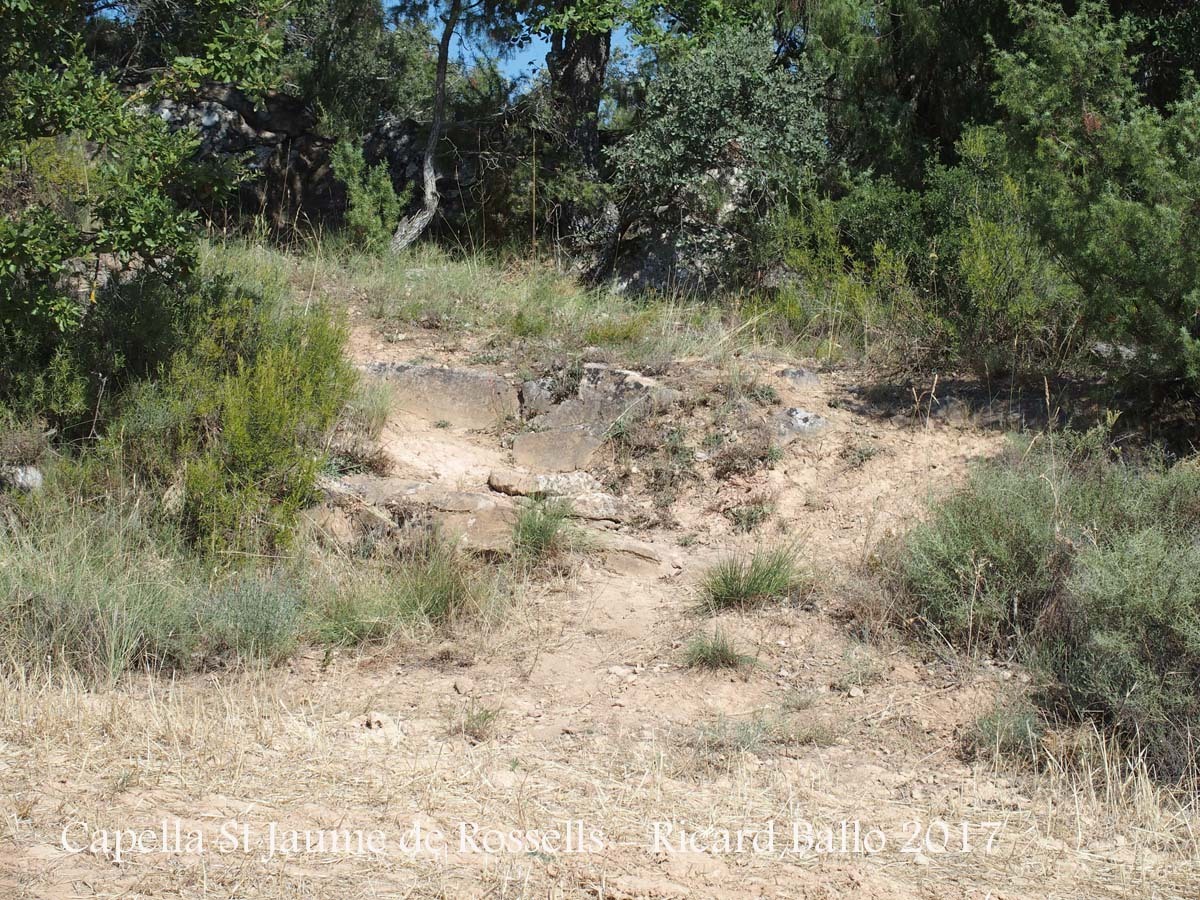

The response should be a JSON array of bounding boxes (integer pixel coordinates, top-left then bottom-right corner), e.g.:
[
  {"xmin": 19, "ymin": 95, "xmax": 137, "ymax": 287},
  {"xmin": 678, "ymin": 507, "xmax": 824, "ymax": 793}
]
[
  {"xmin": 546, "ymin": 27, "xmax": 611, "ymax": 174},
  {"xmin": 390, "ymin": 0, "xmax": 462, "ymax": 253}
]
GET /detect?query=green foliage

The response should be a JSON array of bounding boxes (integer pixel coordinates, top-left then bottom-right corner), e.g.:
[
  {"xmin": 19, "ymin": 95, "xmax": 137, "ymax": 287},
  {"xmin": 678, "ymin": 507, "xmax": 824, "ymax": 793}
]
[
  {"xmin": 284, "ymin": 2, "xmax": 438, "ymax": 137},
  {"xmin": 512, "ymin": 498, "xmax": 573, "ymax": 563},
  {"xmin": 1060, "ymin": 530, "xmax": 1200, "ymax": 777},
  {"xmin": 799, "ymin": 0, "xmax": 1015, "ymax": 184},
  {"xmin": 608, "ymin": 23, "xmax": 826, "ymax": 282},
  {"xmin": 990, "ymin": 1, "xmax": 1200, "ymax": 385},
  {"xmin": 898, "ymin": 428, "xmax": 1200, "ymax": 776},
  {"xmin": 900, "ymin": 464, "xmax": 1061, "ymax": 651},
  {"xmin": 105, "ymin": 277, "xmax": 353, "ymax": 552},
  {"xmin": 0, "ymin": 1, "xmax": 283, "ymax": 417},
  {"xmin": 700, "ymin": 547, "xmax": 807, "ymax": 612},
  {"xmin": 330, "ymin": 140, "xmax": 406, "ymax": 251},
  {"xmin": 611, "ymin": 26, "xmax": 826, "ymax": 214},
  {"xmin": 684, "ymin": 627, "xmax": 752, "ymax": 670}
]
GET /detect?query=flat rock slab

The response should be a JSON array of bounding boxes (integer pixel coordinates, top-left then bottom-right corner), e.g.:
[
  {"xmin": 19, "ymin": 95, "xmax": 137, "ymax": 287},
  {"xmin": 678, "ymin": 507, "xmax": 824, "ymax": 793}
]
[
  {"xmin": 772, "ymin": 407, "xmax": 829, "ymax": 445},
  {"xmin": 488, "ymin": 469, "xmax": 602, "ymax": 497},
  {"xmin": 385, "ymin": 485, "xmax": 518, "ymax": 553},
  {"xmin": 512, "ymin": 427, "xmax": 604, "ymax": 472},
  {"xmin": 593, "ymin": 533, "xmax": 680, "ymax": 576},
  {"xmin": 363, "ymin": 363, "xmax": 518, "ymax": 429},
  {"xmin": 525, "ymin": 363, "xmax": 682, "ymax": 433},
  {"xmin": 578, "ymin": 363, "xmax": 681, "ymax": 410},
  {"xmin": 328, "ymin": 475, "xmax": 517, "ymax": 552},
  {"xmin": 488, "ymin": 469, "xmax": 635, "ymax": 522}
]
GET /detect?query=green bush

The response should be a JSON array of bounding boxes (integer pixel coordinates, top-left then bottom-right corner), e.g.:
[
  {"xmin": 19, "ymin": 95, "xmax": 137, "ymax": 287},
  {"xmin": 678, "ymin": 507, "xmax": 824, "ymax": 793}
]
[
  {"xmin": 900, "ymin": 466, "xmax": 1060, "ymax": 651},
  {"xmin": 1060, "ymin": 531, "xmax": 1200, "ymax": 777},
  {"xmin": 103, "ymin": 276, "xmax": 353, "ymax": 552},
  {"xmin": 897, "ymin": 428, "xmax": 1200, "ymax": 777},
  {"xmin": 0, "ymin": 2, "xmax": 282, "ymax": 417},
  {"xmin": 989, "ymin": 1, "xmax": 1200, "ymax": 386},
  {"xmin": 610, "ymin": 25, "xmax": 827, "ymax": 282},
  {"xmin": 330, "ymin": 139, "xmax": 406, "ymax": 252}
]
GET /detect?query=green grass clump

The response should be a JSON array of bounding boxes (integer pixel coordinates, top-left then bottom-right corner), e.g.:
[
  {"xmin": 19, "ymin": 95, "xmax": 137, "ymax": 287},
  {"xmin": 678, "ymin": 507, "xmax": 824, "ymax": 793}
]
[
  {"xmin": 896, "ymin": 426, "xmax": 1200, "ymax": 778},
  {"xmin": 700, "ymin": 547, "xmax": 807, "ymax": 612},
  {"xmin": 963, "ymin": 700, "xmax": 1044, "ymax": 763},
  {"xmin": 684, "ymin": 628, "xmax": 752, "ymax": 670},
  {"xmin": 0, "ymin": 500, "xmax": 307, "ymax": 680},
  {"xmin": 0, "ymin": 503, "xmax": 197, "ymax": 682},
  {"xmin": 512, "ymin": 498, "xmax": 573, "ymax": 564},
  {"xmin": 726, "ymin": 501, "xmax": 772, "ymax": 533},
  {"xmin": 200, "ymin": 573, "xmax": 303, "ymax": 664}
]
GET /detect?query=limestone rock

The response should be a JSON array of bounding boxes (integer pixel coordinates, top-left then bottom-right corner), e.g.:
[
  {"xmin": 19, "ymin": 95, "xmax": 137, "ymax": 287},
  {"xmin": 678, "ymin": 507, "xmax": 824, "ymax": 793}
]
[
  {"xmin": 305, "ymin": 505, "xmax": 357, "ymax": 547},
  {"xmin": 487, "ymin": 469, "xmax": 633, "ymax": 522},
  {"xmin": 519, "ymin": 377, "xmax": 557, "ymax": 418},
  {"xmin": 526, "ymin": 364, "xmax": 681, "ymax": 435},
  {"xmin": 777, "ymin": 366, "xmax": 820, "ymax": 387},
  {"xmin": 577, "ymin": 363, "xmax": 681, "ymax": 411},
  {"xmin": 569, "ymin": 492, "xmax": 635, "ymax": 522},
  {"xmin": 772, "ymin": 407, "xmax": 829, "ymax": 445},
  {"xmin": 487, "ymin": 469, "xmax": 602, "ymax": 497},
  {"xmin": 0, "ymin": 465, "xmax": 43, "ymax": 493},
  {"xmin": 384, "ymin": 488, "xmax": 517, "ymax": 553},
  {"xmin": 511, "ymin": 428, "xmax": 603, "ymax": 472},
  {"xmin": 362, "ymin": 363, "xmax": 518, "ymax": 428}
]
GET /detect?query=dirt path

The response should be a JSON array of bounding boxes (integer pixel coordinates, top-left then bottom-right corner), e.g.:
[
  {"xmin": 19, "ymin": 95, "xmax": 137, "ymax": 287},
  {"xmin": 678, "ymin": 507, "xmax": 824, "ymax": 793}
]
[{"xmin": 1, "ymin": 327, "xmax": 1195, "ymax": 899}]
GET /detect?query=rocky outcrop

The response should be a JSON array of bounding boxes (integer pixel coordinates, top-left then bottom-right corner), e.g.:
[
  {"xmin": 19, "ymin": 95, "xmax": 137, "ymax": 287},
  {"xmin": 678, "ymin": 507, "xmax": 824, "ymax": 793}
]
[
  {"xmin": 512, "ymin": 427, "xmax": 604, "ymax": 472},
  {"xmin": 0, "ymin": 465, "xmax": 43, "ymax": 493},
  {"xmin": 513, "ymin": 364, "xmax": 682, "ymax": 472},
  {"xmin": 487, "ymin": 469, "xmax": 637, "ymax": 523},
  {"xmin": 149, "ymin": 85, "xmax": 422, "ymax": 233},
  {"xmin": 362, "ymin": 363, "xmax": 519, "ymax": 429}
]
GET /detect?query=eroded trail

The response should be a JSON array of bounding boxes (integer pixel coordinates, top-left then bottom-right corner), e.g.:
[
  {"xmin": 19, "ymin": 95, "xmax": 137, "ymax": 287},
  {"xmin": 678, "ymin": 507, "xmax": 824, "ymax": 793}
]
[{"xmin": 1, "ymin": 326, "xmax": 1194, "ymax": 899}]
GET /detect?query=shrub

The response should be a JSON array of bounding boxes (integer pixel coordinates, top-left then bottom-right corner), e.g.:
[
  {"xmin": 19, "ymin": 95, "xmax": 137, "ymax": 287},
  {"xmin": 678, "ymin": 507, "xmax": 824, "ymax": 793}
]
[
  {"xmin": 0, "ymin": 2, "xmax": 282, "ymax": 418},
  {"xmin": 896, "ymin": 428, "xmax": 1200, "ymax": 777},
  {"xmin": 989, "ymin": 1, "xmax": 1200, "ymax": 386},
  {"xmin": 1059, "ymin": 531, "xmax": 1200, "ymax": 777},
  {"xmin": 700, "ymin": 547, "xmax": 807, "ymax": 612},
  {"xmin": 105, "ymin": 277, "xmax": 354, "ymax": 552},
  {"xmin": 609, "ymin": 26, "xmax": 827, "ymax": 286},
  {"xmin": 900, "ymin": 465, "xmax": 1061, "ymax": 652},
  {"xmin": 330, "ymin": 140, "xmax": 406, "ymax": 252},
  {"xmin": 726, "ymin": 501, "xmax": 772, "ymax": 534}
]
